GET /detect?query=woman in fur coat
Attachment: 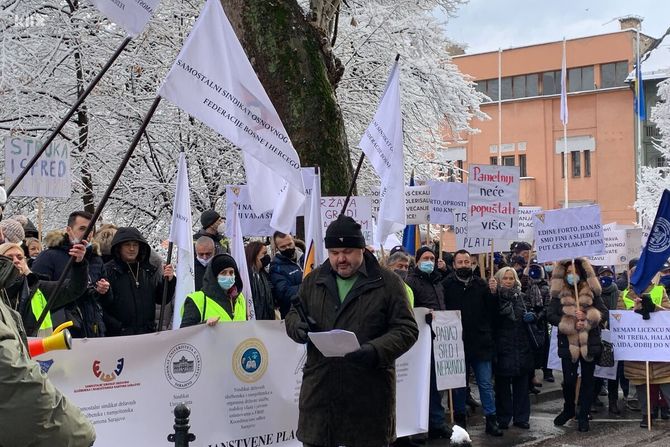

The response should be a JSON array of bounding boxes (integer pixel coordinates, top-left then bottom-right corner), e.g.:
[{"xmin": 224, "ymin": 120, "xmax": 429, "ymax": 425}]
[{"xmin": 546, "ymin": 258, "xmax": 608, "ymax": 432}]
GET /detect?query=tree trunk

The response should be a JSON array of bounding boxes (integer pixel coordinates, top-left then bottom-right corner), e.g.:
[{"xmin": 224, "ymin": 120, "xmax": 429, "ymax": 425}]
[
  {"xmin": 74, "ymin": 49, "xmax": 95, "ymax": 215},
  {"xmin": 220, "ymin": 0, "xmax": 352, "ymax": 196}
]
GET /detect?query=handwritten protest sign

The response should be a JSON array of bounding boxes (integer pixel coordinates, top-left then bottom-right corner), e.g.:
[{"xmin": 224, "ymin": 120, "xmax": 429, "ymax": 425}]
[
  {"xmin": 4, "ymin": 135, "xmax": 71, "ymax": 198},
  {"xmin": 453, "ymin": 209, "xmax": 494, "ymax": 254},
  {"xmin": 428, "ymin": 181, "xmax": 467, "ymax": 225},
  {"xmin": 467, "ymin": 164, "xmax": 520, "ymax": 240},
  {"xmin": 609, "ymin": 310, "xmax": 670, "ymax": 362},
  {"xmin": 321, "ymin": 196, "xmax": 373, "ymax": 244},
  {"xmin": 432, "ymin": 311, "xmax": 466, "ymax": 390},
  {"xmin": 369, "ymin": 186, "xmax": 431, "ymax": 224},
  {"xmin": 589, "ymin": 223, "xmax": 628, "ymax": 266},
  {"xmin": 517, "ymin": 206, "xmax": 542, "ymax": 242},
  {"xmin": 226, "ymin": 185, "xmax": 296, "ymax": 237},
  {"xmin": 533, "ymin": 205, "xmax": 605, "ymax": 262}
]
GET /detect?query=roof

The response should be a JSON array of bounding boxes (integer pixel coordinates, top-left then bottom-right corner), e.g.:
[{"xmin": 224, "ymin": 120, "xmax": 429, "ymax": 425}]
[{"xmin": 640, "ymin": 32, "xmax": 670, "ymax": 81}]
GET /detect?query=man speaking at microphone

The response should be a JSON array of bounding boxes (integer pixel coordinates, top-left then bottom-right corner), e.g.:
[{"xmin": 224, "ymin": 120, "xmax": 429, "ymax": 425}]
[{"xmin": 286, "ymin": 214, "xmax": 418, "ymax": 447}]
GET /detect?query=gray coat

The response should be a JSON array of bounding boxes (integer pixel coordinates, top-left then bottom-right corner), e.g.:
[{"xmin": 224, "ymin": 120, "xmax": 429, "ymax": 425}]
[{"xmin": 285, "ymin": 251, "xmax": 418, "ymax": 447}]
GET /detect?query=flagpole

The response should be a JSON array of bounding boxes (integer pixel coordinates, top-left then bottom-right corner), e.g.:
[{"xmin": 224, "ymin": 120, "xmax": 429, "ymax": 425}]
[
  {"xmin": 562, "ymin": 38, "xmax": 569, "ymax": 209},
  {"xmin": 498, "ymin": 48, "xmax": 502, "ymax": 165},
  {"xmin": 636, "ymin": 28, "xmax": 643, "ymax": 190},
  {"xmin": 6, "ymin": 37, "xmax": 132, "ymax": 198},
  {"xmin": 31, "ymin": 96, "xmax": 162, "ymax": 336}
]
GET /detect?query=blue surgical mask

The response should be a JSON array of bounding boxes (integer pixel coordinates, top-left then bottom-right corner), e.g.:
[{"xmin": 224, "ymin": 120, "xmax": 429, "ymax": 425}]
[
  {"xmin": 661, "ymin": 275, "xmax": 670, "ymax": 287},
  {"xmin": 218, "ymin": 275, "xmax": 235, "ymax": 290},
  {"xmin": 599, "ymin": 276, "xmax": 613, "ymax": 288},
  {"xmin": 418, "ymin": 261, "xmax": 434, "ymax": 273},
  {"xmin": 566, "ymin": 273, "xmax": 577, "ymax": 286},
  {"xmin": 544, "ymin": 265, "xmax": 554, "ymax": 273}
]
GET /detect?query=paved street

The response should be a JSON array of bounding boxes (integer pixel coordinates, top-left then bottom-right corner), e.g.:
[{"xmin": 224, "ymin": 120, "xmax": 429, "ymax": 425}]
[{"xmin": 426, "ymin": 373, "xmax": 670, "ymax": 446}]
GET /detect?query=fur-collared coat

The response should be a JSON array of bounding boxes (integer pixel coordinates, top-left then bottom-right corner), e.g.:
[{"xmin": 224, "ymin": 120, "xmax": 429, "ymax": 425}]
[{"xmin": 546, "ymin": 258, "xmax": 608, "ymax": 362}]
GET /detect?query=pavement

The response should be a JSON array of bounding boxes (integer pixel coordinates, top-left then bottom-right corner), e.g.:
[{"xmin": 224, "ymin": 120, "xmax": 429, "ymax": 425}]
[{"xmin": 422, "ymin": 371, "xmax": 670, "ymax": 447}]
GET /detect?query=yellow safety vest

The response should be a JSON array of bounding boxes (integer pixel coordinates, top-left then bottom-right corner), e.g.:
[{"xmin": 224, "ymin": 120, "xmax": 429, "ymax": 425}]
[
  {"xmin": 404, "ymin": 284, "xmax": 415, "ymax": 307},
  {"xmin": 30, "ymin": 289, "xmax": 53, "ymax": 331},
  {"xmin": 182, "ymin": 291, "xmax": 247, "ymax": 323},
  {"xmin": 622, "ymin": 286, "xmax": 664, "ymax": 310}
]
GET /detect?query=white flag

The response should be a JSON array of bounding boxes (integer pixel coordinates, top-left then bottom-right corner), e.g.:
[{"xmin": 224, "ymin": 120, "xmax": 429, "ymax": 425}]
[
  {"xmin": 230, "ymin": 204, "xmax": 255, "ymax": 320},
  {"xmin": 87, "ymin": 0, "xmax": 159, "ymax": 37},
  {"xmin": 168, "ymin": 152, "xmax": 195, "ymax": 329},
  {"xmin": 158, "ymin": 0, "xmax": 305, "ymax": 234},
  {"xmin": 303, "ymin": 169, "xmax": 324, "ymax": 276},
  {"xmin": 358, "ymin": 59, "xmax": 405, "ymax": 245}
]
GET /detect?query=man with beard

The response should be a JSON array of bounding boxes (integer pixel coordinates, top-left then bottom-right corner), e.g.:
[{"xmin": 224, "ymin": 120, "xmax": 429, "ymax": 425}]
[
  {"xmin": 270, "ymin": 231, "xmax": 304, "ymax": 318},
  {"xmin": 442, "ymin": 249, "xmax": 502, "ymax": 436}
]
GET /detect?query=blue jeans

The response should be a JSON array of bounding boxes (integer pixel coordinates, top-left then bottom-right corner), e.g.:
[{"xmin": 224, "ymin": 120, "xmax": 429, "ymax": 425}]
[{"xmin": 453, "ymin": 360, "xmax": 496, "ymax": 416}]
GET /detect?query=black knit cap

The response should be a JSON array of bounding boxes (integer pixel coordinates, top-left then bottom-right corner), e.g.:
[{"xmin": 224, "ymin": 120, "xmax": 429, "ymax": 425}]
[
  {"xmin": 200, "ymin": 210, "xmax": 220, "ymax": 229},
  {"xmin": 210, "ymin": 253, "xmax": 237, "ymax": 275},
  {"xmin": 415, "ymin": 246, "xmax": 435, "ymax": 262},
  {"xmin": 324, "ymin": 215, "xmax": 366, "ymax": 249}
]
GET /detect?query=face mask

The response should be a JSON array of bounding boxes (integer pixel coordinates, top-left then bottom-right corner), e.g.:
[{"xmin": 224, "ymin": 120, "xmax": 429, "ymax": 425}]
[
  {"xmin": 456, "ymin": 267, "xmax": 473, "ymax": 279},
  {"xmin": 281, "ymin": 248, "xmax": 296, "ymax": 260},
  {"xmin": 418, "ymin": 261, "xmax": 434, "ymax": 273},
  {"xmin": 544, "ymin": 265, "xmax": 554, "ymax": 273},
  {"xmin": 197, "ymin": 257, "xmax": 210, "ymax": 267},
  {"xmin": 661, "ymin": 275, "xmax": 670, "ymax": 286},
  {"xmin": 566, "ymin": 273, "xmax": 577, "ymax": 286},
  {"xmin": 599, "ymin": 276, "xmax": 613, "ymax": 288},
  {"xmin": 216, "ymin": 222, "xmax": 226, "ymax": 235},
  {"xmin": 394, "ymin": 269, "xmax": 408, "ymax": 280},
  {"xmin": 218, "ymin": 275, "xmax": 235, "ymax": 291},
  {"xmin": 260, "ymin": 254, "xmax": 271, "ymax": 269}
]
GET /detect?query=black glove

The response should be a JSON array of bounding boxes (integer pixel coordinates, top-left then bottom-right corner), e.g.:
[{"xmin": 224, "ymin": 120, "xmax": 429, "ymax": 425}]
[
  {"xmin": 425, "ymin": 312, "xmax": 433, "ymax": 325},
  {"xmin": 635, "ymin": 294, "xmax": 655, "ymax": 320},
  {"xmin": 344, "ymin": 343, "xmax": 378, "ymax": 369},
  {"xmin": 293, "ymin": 322, "xmax": 310, "ymax": 344}
]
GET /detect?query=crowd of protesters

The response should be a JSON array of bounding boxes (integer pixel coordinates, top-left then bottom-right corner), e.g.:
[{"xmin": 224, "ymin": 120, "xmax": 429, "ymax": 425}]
[{"xmin": 2, "ymin": 209, "xmax": 669, "ymax": 443}]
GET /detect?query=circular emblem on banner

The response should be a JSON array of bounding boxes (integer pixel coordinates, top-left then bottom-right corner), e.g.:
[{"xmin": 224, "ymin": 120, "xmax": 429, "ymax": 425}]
[
  {"xmin": 648, "ymin": 218, "xmax": 670, "ymax": 253},
  {"xmin": 165, "ymin": 343, "xmax": 202, "ymax": 389},
  {"xmin": 232, "ymin": 338, "xmax": 268, "ymax": 383}
]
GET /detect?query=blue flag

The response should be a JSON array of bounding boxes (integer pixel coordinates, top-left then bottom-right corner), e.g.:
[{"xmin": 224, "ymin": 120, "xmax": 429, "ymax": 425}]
[
  {"xmin": 631, "ymin": 189, "xmax": 670, "ymax": 294},
  {"xmin": 402, "ymin": 172, "xmax": 420, "ymax": 256},
  {"xmin": 634, "ymin": 61, "xmax": 646, "ymax": 120}
]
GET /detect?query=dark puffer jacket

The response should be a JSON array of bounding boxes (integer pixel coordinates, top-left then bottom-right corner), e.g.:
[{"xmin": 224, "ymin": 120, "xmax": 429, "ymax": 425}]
[
  {"xmin": 269, "ymin": 251, "xmax": 303, "ymax": 318},
  {"xmin": 100, "ymin": 227, "xmax": 175, "ymax": 336},
  {"xmin": 494, "ymin": 286, "xmax": 536, "ymax": 377},
  {"xmin": 405, "ymin": 267, "xmax": 444, "ymax": 310},
  {"xmin": 285, "ymin": 251, "xmax": 418, "ymax": 447}
]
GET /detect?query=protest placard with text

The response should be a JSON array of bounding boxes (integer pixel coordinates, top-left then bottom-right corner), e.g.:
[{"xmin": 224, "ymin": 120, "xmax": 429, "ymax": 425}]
[
  {"xmin": 226, "ymin": 185, "xmax": 296, "ymax": 237},
  {"xmin": 428, "ymin": 181, "xmax": 467, "ymax": 225},
  {"xmin": 609, "ymin": 310, "xmax": 670, "ymax": 362},
  {"xmin": 589, "ymin": 223, "xmax": 628, "ymax": 266},
  {"xmin": 369, "ymin": 186, "xmax": 431, "ymax": 224},
  {"xmin": 467, "ymin": 164, "xmax": 520, "ymax": 240},
  {"xmin": 321, "ymin": 196, "xmax": 373, "ymax": 244},
  {"xmin": 533, "ymin": 205, "xmax": 605, "ymax": 262},
  {"xmin": 432, "ymin": 311, "xmax": 466, "ymax": 390}
]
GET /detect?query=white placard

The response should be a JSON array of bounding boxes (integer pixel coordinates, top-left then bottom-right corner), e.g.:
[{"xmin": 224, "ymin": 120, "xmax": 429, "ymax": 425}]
[
  {"xmin": 432, "ymin": 311, "xmax": 466, "ymax": 390},
  {"xmin": 369, "ymin": 186, "xmax": 431, "ymax": 225},
  {"xmin": 226, "ymin": 185, "xmax": 296, "ymax": 237},
  {"xmin": 321, "ymin": 196, "xmax": 373, "ymax": 244},
  {"xmin": 453, "ymin": 209, "xmax": 493, "ymax": 254},
  {"xmin": 533, "ymin": 205, "xmax": 605, "ymax": 262},
  {"xmin": 609, "ymin": 310, "xmax": 670, "ymax": 362},
  {"xmin": 4, "ymin": 135, "xmax": 71, "ymax": 198},
  {"xmin": 517, "ymin": 206, "xmax": 542, "ymax": 242},
  {"xmin": 467, "ymin": 164, "xmax": 520, "ymax": 240},
  {"xmin": 44, "ymin": 313, "xmax": 431, "ymax": 445},
  {"xmin": 547, "ymin": 328, "xmax": 617, "ymax": 379},
  {"xmin": 428, "ymin": 181, "xmax": 467, "ymax": 225},
  {"xmin": 589, "ymin": 223, "xmax": 628, "ymax": 266}
]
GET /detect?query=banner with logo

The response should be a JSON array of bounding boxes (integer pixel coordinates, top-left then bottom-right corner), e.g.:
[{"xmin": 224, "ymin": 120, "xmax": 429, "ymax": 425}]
[
  {"xmin": 226, "ymin": 185, "xmax": 296, "ymax": 237},
  {"xmin": 432, "ymin": 311, "xmax": 466, "ymax": 391},
  {"xmin": 467, "ymin": 164, "xmax": 520, "ymax": 240},
  {"xmin": 321, "ymin": 196, "xmax": 373, "ymax": 245},
  {"xmin": 533, "ymin": 205, "xmax": 605, "ymax": 262},
  {"xmin": 4, "ymin": 135, "xmax": 71, "ymax": 198},
  {"xmin": 609, "ymin": 310, "xmax": 670, "ymax": 362},
  {"xmin": 44, "ymin": 312, "xmax": 431, "ymax": 446}
]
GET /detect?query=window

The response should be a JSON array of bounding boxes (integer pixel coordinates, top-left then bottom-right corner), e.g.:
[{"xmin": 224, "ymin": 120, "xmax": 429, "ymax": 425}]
[
  {"xmin": 519, "ymin": 154, "xmax": 527, "ymax": 177},
  {"xmin": 525, "ymin": 74, "xmax": 539, "ymax": 97},
  {"xmin": 513, "ymin": 75, "xmax": 525, "ymax": 99},
  {"xmin": 542, "ymin": 70, "xmax": 561, "ymax": 95},
  {"xmin": 501, "ymin": 77, "xmax": 513, "ymax": 100},
  {"xmin": 600, "ymin": 61, "xmax": 629, "ymax": 88},
  {"xmin": 571, "ymin": 151, "xmax": 581, "ymax": 177},
  {"xmin": 489, "ymin": 155, "xmax": 515, "ymax": 166},
  {"xmin": 568, "ymin": 66, "xmax": 594, "ymax": 92},
  {"xmin": 561, "ymin": 153, "xmax": 565, "ymax": 178},
  {"xmin": 584, "ymin": 150, "xmax": 591, "ymax": 177}
]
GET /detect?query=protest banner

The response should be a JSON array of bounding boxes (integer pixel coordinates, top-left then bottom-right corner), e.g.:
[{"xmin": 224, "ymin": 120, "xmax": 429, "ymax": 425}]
[
  {"xmin": 589, "ymin": 223, "xmax": 629, "ymax": 267},
  {"xmin": 609, "ymin": 310, "xmax": 670, "ymax": 362},
  {"xmin": 226, "ymin": 185, "xmax": 296, "ymax": 237},
  {"xmin": 369, "ymin": 186, "xmax": 431, "ymax": 225},
  {"xmin": 547, "ymin": 329, "xmax": 616, "ymax": 379},
  {"xmin": 321, "ymin": 196, "xmax": 373, "ymax": 244},
  {"xmin": 467, "ymin": 164, "xmax": 520, "ymax": 240},
  {"xmin": 428, "ymin": 181, "xmax": 467, "ymax": 225},
  {"xmin": 432, "ymin": 311, "xmax": 466, "ymax": 390},
  {"xmin": 517, "ymin": 206, "xmax": 542, "ymax": 242},
  {"xmin": 533, "ymin": 205, "xmax": 605, "ymax": 262},
  {"xmin": 453, "ymin": 209, "xmax": 493, "ymax": 255},
  {"xmin": 4, "ymin": 135, "xmax": 71, "ymax": 198},
  {"xmin": 44, "ymin": 310, "xmax": 432, "ymax": 446},
  {"xmin": 88, "ymin": 0, "xmax": 159, "ymax": 37}
]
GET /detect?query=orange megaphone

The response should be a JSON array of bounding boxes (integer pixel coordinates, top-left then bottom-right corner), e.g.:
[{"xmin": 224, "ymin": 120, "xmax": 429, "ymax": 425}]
[{"xmin": 29, "ymin": 321, "xmax": 73, "ymax": 358}]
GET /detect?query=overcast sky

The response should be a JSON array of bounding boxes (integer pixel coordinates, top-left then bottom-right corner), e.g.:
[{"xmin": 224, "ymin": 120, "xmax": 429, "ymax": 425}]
[{"xmin": 443, "ymin": 0, "xmax": 670, "ymax": 54}]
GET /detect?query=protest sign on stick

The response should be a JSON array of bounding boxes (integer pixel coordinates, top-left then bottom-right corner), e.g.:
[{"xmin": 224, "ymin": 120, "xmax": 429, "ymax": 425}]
[
  {"xmin": 533, "ymin": 205, "xmax": 605, "ymax": 262},
  {"xmin": 467, "ymin": 164, "xmax": 520, "ymax": 241},
  {"xmin": 432, "ymin": 311, "xmax": 466, "ymax": 391},
  {"xmin": 428, "ymin": 181, "xmax": 467, "ymax": 225}
]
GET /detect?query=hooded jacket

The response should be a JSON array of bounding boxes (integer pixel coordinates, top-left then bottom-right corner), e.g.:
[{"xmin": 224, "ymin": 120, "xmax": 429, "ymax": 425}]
[
  {"xmin": 181, "ymin": 253, "xmax": 245, "ymax": 326},
  {"xmin": 546, "ymin": 258, "xmax": 608, "ymax": 362},
  {"xmin": 0, "ymin": 297, "xmax": 95, "ymax": 446},
  {"xmin": 100, "ymin": 227, "xmax": 175, "ymax": 336},
  {"xmin": 270, "ymin": 249, "xmax": 304, "ymax": 318}
]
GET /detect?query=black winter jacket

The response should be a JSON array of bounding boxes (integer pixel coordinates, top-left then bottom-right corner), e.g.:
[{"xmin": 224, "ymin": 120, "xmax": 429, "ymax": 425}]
[
  {"xmin": 269, "ymin": 251, "xmax": 303, "ymax": 318},
  {"xmin": 442, "ymin": 272, "xmax": 497, "ymax": 362},
  {"xmin": 405, "ymin": 267, "xmax": 445, "ymax": 310},
  {"xmin": 100, "ymin": 227, "xmax": 175, "ymax": 336},
  {"xmin": 494, "ymin": 287, "xmax": 536, "ymax": 377}
]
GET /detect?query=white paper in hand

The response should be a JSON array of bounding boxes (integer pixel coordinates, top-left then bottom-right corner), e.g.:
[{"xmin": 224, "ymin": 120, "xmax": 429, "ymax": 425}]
[{"xmin": 308, "ymin": 330, "xmax": 360, "ymax": 357}]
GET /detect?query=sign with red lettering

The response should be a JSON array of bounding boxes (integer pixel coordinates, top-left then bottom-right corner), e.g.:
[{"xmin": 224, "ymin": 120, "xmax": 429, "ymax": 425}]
[{"xmin": 467, "ymin": 164, "xmax": 520, "ymax": 241}]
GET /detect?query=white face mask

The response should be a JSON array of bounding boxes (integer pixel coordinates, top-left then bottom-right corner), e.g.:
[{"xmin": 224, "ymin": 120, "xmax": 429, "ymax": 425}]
[
  {"xmin": 216, "ymin": 222, "xmax": 226, "ymax": 235},
  {"xmin": 197, "ymin": 257, "xmax": 211, "ymax": 267}
]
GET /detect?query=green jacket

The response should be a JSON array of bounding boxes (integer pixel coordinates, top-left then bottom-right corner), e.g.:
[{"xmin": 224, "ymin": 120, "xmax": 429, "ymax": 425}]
[{"xmin": 0, "ymin": 298, "xmax": 95, "ymax": 446}]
